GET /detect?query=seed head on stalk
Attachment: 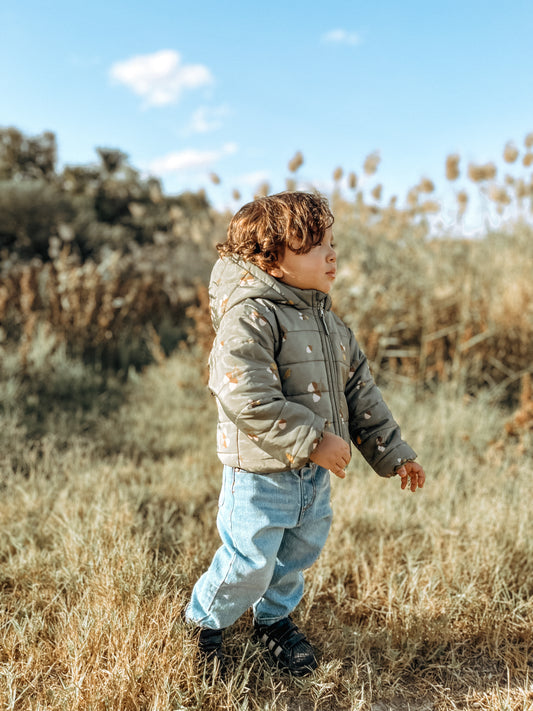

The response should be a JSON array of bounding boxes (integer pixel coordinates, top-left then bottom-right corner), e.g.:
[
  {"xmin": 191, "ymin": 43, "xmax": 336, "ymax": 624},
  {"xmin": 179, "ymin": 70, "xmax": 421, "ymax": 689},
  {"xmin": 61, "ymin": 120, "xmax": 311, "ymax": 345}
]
[
  {"xmin": 467, "ymin": 162, "xmax": 497, "ymax": 182},
  {"xmin": 255, "ymin": 181, "xmax": 270, "ymax": 198},
  {"xmin": 421, "ymin": 200, "xmax": 440, "ymax": 214},
  {"xmin": 288, "ymin": 151, "xmax": 304, "ymax": 173},
  {"xmin": 488, "ymin": 184, "xmax": 511, "ymax": 206},
  {"xmin": 456, "ymin": 190, "xmax": 468, "ymax": 215},
  {"xmin": 446, "ymin": 153, "xmax": 460, "ymax": 181},
  {"xmin": 286, "ymin": 178, "xmax": 297, "ymax": 191},
  {"xmin": 407, "ymin": 187, "xmax": 419, "ymax": 207},
  {"xmin": 363, "ymin": 151, "xmax": 380, "ymax": 176},
  {"xmin": 371, "ymin": 184, "xmax": 382, "ymax": 201},
  {"xmin": 419, "ymin": 177, "xmax": 435, "ymax": 193},
  {"xmin": 503, "ymin": 142, "xmax": 519, "ymax": 163}
]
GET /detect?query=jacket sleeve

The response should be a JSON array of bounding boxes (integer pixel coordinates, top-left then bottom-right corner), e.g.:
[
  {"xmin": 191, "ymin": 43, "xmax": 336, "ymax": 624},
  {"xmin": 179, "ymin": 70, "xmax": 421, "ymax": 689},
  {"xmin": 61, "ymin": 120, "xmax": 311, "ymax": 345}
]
[
  {"xmin": 345, "ymin": 330, "xmax": 417, "ymax": 477},
  {"xmin": 209, "ymin": 301, "xmax": 327, "ymax": 468}
]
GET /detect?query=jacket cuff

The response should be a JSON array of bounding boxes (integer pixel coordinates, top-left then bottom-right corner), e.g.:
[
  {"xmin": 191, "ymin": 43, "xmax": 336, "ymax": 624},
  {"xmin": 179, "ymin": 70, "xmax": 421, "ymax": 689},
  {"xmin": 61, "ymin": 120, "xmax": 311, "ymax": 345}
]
[
  {"xmin": 373, "ymin": 444, "xmax": 417, "ymax": 478},
  {"xmin": 287, "ymin": 416, "xmax": 327, "ymax": 470}
]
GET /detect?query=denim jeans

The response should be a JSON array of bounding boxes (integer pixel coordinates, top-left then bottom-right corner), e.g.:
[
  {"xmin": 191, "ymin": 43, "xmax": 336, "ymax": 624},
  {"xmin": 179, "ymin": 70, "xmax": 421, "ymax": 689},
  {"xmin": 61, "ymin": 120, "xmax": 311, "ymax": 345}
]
[{"xmin": 185, "ymin": 462, "xmax": 332, "ymax": 630}]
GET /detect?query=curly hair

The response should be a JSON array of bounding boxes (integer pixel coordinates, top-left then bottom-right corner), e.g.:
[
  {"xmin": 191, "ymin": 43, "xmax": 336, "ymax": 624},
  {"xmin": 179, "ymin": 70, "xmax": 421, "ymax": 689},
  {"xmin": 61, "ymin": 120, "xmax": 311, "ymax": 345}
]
[{"xmin": 217, "ymin": 191, "xmax": 334, "ymax": 271}]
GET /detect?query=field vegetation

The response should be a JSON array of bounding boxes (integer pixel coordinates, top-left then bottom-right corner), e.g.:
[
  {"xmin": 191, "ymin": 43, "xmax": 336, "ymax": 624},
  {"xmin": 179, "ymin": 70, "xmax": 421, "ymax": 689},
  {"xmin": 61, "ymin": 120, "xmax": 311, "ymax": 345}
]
[{"xmin": 0, "ymin": 127, "xmax": 532, "ymax": 710}]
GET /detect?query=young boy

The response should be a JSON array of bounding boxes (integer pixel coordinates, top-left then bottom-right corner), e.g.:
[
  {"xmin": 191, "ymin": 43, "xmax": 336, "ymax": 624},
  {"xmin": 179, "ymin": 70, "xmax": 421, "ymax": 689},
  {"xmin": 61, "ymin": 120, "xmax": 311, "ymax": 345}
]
[{"xmin": 185, "ymin": 191, "xmax": 425, "ymax": 676}]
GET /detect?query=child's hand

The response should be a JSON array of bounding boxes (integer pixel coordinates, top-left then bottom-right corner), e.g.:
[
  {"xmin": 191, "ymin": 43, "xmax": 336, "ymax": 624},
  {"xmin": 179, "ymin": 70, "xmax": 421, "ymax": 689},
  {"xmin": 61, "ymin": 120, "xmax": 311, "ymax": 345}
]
[
  {"xmin": 395, "ymin": 461, "xmax": 425, "ymax": 492},
  {"xmin": 309, "ymin": 432, "xmax": 351, "ymax": 478}
]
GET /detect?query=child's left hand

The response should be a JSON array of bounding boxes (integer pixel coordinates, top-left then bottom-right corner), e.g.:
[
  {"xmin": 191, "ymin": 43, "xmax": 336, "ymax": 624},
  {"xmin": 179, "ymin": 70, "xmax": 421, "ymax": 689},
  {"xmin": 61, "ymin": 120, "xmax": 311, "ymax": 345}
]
[{"xmin": 395, "ymin": 461, "xmax": 425, "ymax": 492}]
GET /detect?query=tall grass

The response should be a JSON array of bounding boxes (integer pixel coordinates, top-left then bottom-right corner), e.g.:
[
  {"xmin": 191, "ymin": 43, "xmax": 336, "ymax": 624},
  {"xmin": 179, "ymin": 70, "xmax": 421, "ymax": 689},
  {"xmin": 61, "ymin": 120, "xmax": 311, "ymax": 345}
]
[
  {"xmin": 2, "ymin": 132, "xmax": 533, "ymax": 387},
  {"xmin": 1, "ymin": 133, "xmax": 532, "ymax": 709},
  {"xmin": 1, "ymin": 349, "xmax": 531, "ymax": 711}
]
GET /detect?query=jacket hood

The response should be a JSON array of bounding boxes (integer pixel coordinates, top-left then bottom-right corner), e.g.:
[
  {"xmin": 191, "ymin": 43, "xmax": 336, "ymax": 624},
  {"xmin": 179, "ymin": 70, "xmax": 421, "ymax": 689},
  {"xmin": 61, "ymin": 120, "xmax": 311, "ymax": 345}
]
[{"xmin": 209, "ymin": 256, "xmax": 331, "ymax": 332}]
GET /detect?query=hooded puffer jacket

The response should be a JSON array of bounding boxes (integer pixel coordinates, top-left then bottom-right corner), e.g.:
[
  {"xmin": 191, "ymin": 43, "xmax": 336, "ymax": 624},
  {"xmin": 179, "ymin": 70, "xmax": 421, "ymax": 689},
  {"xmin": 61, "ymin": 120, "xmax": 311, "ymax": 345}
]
[{"xmin": 208, "ymin": 256, "xmax": 417, "ymax": 476}]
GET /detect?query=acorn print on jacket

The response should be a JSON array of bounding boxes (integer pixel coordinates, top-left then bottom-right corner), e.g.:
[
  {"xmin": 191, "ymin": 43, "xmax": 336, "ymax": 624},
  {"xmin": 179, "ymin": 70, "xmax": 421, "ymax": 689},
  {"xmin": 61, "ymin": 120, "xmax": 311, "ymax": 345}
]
[
  {"xmin": 267, "ymin": 363, "xmax": 278, "ymax": 380},
  {"xmin": 307, "ymin": 382, "xmax": 321, "ymax": 402},
  {"xmin": 239, "ymin": 272, "xmax": 256, "ymax": 287},
  {"xmin": 224, "ymin": 367, "xmax": 242, "ymax": 391},
  {"xmin": 340, "ymin": 343, "xmax": 347, "ymax": 361},
  {"xmin": 219, "ymin": 427, "xmax": 230, "ymax": 449},
  {"xmin": 250, "ymin": 309, "xmax": 268, "ymax": 327}
]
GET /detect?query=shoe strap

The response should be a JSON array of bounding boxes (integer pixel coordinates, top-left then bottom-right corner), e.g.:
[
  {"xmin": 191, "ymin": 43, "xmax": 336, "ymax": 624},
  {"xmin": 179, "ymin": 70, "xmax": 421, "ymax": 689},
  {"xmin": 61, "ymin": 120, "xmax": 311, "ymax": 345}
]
[{"xmin": 260, "ymin": 622, "xmax": 307, "ymax": 651}]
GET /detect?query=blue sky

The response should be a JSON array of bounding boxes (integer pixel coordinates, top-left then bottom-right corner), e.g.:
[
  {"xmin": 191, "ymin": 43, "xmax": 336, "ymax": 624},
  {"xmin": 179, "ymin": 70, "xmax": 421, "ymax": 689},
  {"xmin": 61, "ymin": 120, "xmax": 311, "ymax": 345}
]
[{"xmin": 1, "ymin": 0, "xmax": 532, "ymax": 223}]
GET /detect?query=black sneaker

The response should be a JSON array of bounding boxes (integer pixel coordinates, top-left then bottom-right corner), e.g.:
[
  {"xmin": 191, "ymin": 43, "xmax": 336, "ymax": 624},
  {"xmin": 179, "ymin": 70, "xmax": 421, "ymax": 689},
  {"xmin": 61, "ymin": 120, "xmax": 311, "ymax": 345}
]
[
  {"xmin": 196, "ymin": 627, "xmax": 226, "ymax": 677},
  {"xmin": 253, "ymin": 617, "xmax": 318, "ymax": 676}
]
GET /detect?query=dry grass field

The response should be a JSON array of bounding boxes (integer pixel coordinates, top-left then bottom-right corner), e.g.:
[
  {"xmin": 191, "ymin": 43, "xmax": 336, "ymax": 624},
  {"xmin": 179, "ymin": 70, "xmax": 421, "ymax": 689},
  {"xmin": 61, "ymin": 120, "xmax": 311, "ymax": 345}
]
[
  {"xmin": 1, "ymin": 134, "xmax": 533, "ymax": 709},
  {"xmin": 0, "ymin": 347, "xmax": 532, "ymax": 711}
]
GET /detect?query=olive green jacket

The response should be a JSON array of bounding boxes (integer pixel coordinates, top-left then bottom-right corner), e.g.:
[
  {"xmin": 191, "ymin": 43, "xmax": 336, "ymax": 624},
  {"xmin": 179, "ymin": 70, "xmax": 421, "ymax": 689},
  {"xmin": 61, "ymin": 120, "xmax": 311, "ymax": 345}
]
[{"xmin": 208, "ymin": 256, "xmax": 417, "ymax": 476}]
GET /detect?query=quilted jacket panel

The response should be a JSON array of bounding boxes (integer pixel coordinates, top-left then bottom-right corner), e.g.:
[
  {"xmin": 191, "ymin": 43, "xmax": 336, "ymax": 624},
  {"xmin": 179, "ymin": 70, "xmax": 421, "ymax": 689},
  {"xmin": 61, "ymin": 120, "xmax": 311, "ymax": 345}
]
[{"xmin": 208, "ymin": 256, "xmax": 417, "ymax": 476}]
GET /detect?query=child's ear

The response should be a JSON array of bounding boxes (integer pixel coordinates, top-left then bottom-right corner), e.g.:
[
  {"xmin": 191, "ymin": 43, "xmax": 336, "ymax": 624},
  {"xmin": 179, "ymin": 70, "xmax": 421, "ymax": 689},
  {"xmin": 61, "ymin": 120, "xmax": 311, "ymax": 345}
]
[{"xmin": 267, "ymin": 266, "xmax": 284, "ymax": 279}]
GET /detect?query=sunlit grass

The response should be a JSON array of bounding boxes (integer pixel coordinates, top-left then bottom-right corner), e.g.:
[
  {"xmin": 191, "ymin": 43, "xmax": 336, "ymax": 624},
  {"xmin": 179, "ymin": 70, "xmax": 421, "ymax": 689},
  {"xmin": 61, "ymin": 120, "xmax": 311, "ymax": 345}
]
[
  {"xmin": 1, "ymin": 350, "xmax": 531, "ymax": 710},
  {"xmin": 1, "ymin": 129, "xmax": 533, "ymax": 709}
]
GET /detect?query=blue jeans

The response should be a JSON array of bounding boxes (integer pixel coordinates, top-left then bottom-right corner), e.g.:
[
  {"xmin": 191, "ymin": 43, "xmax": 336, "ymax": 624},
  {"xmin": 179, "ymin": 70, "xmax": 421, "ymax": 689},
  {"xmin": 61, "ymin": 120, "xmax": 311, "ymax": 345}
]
[{"xmin": 185, "ymin": 462, "xmax": 332, "ymax": 630}]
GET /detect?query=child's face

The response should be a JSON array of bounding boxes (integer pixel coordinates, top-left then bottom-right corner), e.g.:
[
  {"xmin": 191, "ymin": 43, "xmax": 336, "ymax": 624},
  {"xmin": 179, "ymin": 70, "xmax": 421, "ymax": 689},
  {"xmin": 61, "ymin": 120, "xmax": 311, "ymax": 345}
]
[{"xmin": 268, "ymin": 227, "xmax": 337, "ymax": 293}]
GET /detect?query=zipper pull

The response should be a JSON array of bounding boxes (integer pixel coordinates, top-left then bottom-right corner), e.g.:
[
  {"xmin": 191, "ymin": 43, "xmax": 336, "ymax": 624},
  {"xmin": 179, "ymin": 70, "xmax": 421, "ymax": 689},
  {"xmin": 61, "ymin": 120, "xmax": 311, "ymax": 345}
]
[{"xmin": 319, "ymin": 305, "xmax": 330, "ymax": 335}]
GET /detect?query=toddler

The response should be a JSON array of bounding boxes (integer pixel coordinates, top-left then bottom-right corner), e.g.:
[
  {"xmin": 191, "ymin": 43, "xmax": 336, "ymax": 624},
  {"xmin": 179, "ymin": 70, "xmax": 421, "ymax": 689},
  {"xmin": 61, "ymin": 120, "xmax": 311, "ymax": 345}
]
[{"xmin": 185, "ymin": 191, "xmax": 425, "ymax": 676}]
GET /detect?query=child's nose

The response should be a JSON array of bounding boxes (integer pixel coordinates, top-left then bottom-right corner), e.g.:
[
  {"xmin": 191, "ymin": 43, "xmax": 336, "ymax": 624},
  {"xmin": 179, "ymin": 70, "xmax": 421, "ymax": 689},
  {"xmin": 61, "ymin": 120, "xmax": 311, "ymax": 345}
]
[{"xmin": 327, "ymin": 248, "xmax": 336, "ymax": 262}]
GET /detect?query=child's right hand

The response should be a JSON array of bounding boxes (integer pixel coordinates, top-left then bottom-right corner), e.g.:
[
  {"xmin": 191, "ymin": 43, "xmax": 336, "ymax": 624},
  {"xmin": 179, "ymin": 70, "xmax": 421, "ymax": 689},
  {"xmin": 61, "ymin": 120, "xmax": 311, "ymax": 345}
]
[{"xmin": 310, "ymin": 432, "xmax": 351, "ymax": 478}]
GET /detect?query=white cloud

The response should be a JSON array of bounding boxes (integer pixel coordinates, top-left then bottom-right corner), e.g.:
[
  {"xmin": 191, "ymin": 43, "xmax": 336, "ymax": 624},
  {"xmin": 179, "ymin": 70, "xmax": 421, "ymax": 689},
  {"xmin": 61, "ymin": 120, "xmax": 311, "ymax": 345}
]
[
  {"xmin": 148, "ymin": 143, "xmax": 238, "ymax": 175},
  {"xmin": 187, "ymin": 105, "xmax": 230, "ymax": 134},
  {"xmin": 110, "ymin": 49, "xmax": 213, "ymax": 107},
  {"xmin": 321, "ymin": 29, "xmax": 361, "ymax": 46}
]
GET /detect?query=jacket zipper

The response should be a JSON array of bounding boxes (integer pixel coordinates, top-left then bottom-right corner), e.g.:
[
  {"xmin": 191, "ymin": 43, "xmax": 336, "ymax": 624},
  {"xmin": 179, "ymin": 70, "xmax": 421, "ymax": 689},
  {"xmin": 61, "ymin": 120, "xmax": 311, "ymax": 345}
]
[{"xmin": 317, "ymin": 300, "xmax": 342, "ymax": 434}]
